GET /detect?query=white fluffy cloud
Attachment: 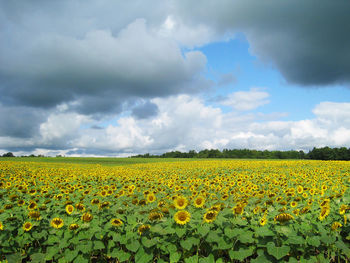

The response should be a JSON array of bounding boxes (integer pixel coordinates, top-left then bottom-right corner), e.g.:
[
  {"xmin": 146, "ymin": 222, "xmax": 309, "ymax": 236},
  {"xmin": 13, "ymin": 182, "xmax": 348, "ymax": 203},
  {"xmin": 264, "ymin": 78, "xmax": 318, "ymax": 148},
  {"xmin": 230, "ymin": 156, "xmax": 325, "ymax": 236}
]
[
  {"xmin": 8, "ymin": 96, "xmax": 346, "ymax": 156},
  {"xmin": 220, "ymin": 87, "xmax": 270, "ymax": 111}
]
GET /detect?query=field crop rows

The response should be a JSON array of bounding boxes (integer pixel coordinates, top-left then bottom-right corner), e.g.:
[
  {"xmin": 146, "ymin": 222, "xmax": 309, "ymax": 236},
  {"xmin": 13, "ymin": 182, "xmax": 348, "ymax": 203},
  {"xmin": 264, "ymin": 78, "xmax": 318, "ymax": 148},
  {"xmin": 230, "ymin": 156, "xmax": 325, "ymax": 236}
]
[{"xmin": 0, "ymin": 160, "xmax": 349, "ymax": 262}]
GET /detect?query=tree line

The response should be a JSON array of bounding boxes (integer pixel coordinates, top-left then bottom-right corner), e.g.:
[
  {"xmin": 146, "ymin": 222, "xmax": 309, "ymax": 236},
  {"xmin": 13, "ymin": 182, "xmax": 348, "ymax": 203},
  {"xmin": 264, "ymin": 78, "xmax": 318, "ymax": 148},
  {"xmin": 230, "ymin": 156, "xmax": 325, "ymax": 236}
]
[{"xmin": 132, "ymin": 147, "xmax": 350, "ymax": 160}]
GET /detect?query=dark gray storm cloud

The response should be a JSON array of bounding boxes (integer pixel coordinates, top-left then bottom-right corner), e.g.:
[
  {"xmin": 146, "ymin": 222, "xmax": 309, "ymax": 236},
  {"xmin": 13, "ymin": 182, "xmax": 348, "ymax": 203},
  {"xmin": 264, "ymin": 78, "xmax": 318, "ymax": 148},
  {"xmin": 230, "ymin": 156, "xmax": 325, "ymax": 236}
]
[
  {"xmin": 0, "ymin": 105, "xmax": 46, "ymax": 138},
  {"xmin": 132, "ymin": 101, "xmax": 159, "ymax": 119},
  {"xmin": 0, "ymin": 2, "xmax": 208, "ymax": 115},
  {"xmin": 177, "ymin": 0, "xmax": 350, "ymax": 86}
]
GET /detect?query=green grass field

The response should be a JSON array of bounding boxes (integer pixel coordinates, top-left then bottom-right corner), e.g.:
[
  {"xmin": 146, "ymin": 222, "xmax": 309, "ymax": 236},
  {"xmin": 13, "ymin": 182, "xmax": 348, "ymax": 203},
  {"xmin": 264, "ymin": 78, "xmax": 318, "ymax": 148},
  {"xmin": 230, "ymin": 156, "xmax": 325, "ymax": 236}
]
[{"xmin": 0, "ymin": 157, "xmax": 198, "ymax": 166}]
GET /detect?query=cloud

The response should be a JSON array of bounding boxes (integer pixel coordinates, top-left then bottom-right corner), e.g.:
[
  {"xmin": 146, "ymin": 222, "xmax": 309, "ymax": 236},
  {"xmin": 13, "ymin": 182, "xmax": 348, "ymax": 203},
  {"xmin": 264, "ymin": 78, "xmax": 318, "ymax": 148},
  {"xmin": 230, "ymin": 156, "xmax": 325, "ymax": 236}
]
[
  {"xmin": 132, "ymin": 101, "xmax": 159, "ymax": 119},
  {"xmin": 176, "ymin": 0, "xmax": 350, "ymax": 86},
  {"xmin": 220, "ymin": 87, "xmax": 270, "ymax": 111},
  {"xmin": 0, "ymin": 16, "xmax": 208, "ymax": 114}
]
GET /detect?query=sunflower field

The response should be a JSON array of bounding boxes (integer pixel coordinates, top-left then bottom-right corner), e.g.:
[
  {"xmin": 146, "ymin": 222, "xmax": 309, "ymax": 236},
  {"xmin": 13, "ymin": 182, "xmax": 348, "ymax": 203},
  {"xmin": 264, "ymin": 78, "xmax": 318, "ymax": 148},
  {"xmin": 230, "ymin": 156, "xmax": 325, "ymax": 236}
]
[{"xmin": 0, "ymin": 160, "xmax": 349, "ymax": 263}]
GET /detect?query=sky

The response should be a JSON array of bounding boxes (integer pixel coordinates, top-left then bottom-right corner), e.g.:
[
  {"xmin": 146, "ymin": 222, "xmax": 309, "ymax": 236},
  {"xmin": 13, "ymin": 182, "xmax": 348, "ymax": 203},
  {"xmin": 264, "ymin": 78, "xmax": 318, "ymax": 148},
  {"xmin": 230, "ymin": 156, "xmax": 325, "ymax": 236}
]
[{"xmin": 1, "ymin": 0, "xmax": 350, "ymax": 157}]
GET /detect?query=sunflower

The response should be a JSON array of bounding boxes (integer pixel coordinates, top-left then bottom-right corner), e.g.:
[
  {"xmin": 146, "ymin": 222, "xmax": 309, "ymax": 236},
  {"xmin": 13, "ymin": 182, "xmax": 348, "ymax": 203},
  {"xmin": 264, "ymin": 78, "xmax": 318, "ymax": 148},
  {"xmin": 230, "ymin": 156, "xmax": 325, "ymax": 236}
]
[
  {"xmin": 274, "ymin": 213, "xmax": 294, "ymax": 223},
  {"xmin": 75, "ymin": 203, "xmax": 85, "ymax": 212},
  {"xmin": 174, "ymin": 196, "xmax": 188, "ymax": 210},
  {"xmin": 23, "ymin": 222, "xmax": 33, "ymax": 231},
  {"xmin": 17, "ymin": 200, "xmax": 25, "ymax": 206},
  {"xmin": 290, "ymin": 201, "xmax": 297, "ymax": 208},
  {"xmin": 111, "ymin": 218, "xmax": 123, "ymax": 227},
  {"xmin": 259, "ymin": 216, "xmax": 267, "ymax": 226},
  {"xmin": 146, "ymin": 193, "xmax": 156, "ymax": 203},
  {"xmin": 0, "ymin": 221, "xmax": 3, "ymax": 231},
  {"xmin": 81, "ymin": 212, "xmax": 93, "ymax": 222},
  {"xmin": 193, "ymin": 196, "xmax": 205, "ymax": 208},
  {"xmin": 91, "ymin": 198, "xmax": 100, "ymax": 205},
  {"xmin": 66, "ymin": 205, "xmax": 74, "ymax": 215},
  {"xmin": 203, "ymin": 211, "xmax": 217, "ymax": 223},
  {"xmin": 28, "ymin": 211, "xmax": 41, "ymax": 220},
  {"xmin": 99, "ymin": 201, "xmax": 110, "ymax": 209},
  {"xmin": 28, "ymin": 201, "xmax": 37, "ymax": 210},
  {"xmin": 149, "ymin": 212, "xmax": 163, "ymax": 221},
  {"xmin": 339, "ymin": 204, "xmax": 348, "ymax": 215},
  {"xmin": 138, "ymin": 224, "xmax": 151, "ymax": 235},
  {"xmin": 297, "ymin": 185, "xmax": 303, "ymax": 194},
  {"xmin": 319, "ymin": 206, "xmax": 330, "ymax": 221},
  {"xmin": 331, "ymin": 222, "xmax": 342, "ymax": 231},
  {"xmin": 51, "ymin": 218, "xmax": 64, "ymax": 229},
  {"xmin": 233, "ymin": 204, "xmax": 244, "ymax": 215},
  {"xmin": 174, "ymin": 210, "xmax": 191, "ymax": 225},
  {"xmin": 69, "ymin": 223, "xmax": 80, "ymax": 231}
]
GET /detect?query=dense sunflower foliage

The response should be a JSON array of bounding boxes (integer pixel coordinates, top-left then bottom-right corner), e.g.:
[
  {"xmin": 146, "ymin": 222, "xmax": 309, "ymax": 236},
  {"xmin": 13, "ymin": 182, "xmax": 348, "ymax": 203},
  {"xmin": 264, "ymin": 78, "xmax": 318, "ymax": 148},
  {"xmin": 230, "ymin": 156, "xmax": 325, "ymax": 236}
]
[{"xmin": 0, "ymin": 160, "xmax": 350, "ymax": 262}]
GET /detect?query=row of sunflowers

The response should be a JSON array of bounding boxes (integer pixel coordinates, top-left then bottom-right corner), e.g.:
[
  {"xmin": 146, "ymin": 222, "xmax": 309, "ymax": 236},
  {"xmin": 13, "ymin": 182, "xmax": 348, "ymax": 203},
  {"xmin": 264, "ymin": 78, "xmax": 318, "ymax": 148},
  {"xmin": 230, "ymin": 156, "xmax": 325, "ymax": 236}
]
[{"xmin": 0, "ymin": 160, "xmax": 349, "ymax": 262}]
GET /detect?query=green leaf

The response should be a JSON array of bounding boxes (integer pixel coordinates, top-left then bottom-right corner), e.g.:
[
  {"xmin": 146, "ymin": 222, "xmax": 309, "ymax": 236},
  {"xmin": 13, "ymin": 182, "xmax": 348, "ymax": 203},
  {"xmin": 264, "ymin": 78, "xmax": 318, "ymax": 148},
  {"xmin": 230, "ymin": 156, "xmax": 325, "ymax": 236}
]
[
  {"xmin": 224, "ymin": 228, "xmax": 237, "ymax": 239},
  {"xmin": 287, "ymin": 235, "xmax": 305, "ymax": 245},
  {"xmin": 30, "ymin": 253, "xmax": 46, "ymax": 263},
  {"xmin": 126, "ymin": 239, "xmax": 140, "ymax": 252},
  {"xmin": 335, "ymin": 240, "xmax": 350, "ymax": 257},
  {"xmin": 229, "ymin": 247, "xmax": 254, "ymax": 261},
  {"xmin": 276, "ymin": 226, "xmax": 293, "ymax": 237},
  {"xmin": 170, "ymin": 251, "xmax": 181, "ymax": 263},
  {"xmin": 135, "ymin": 247, "xmax": 153, "ymax": 263},
  {"xmin": 150, "ymin": 225, "xmax": 166, "ymax": 235},
  {"xmin": 307, "ymin": 236, "xmax": 321, "ymax": 247},
  {"xmin": 206, "ymin": 232, "xmax": 220, "ymax": 243},
  {"xmin": 255, "ymin": 226, "xmax": 274, "ymax": 237},
  {"xmin": 238, "ymin": 231, "xmax": 255, "ymax": 243},
  {"xmin": 93, "ymin": 240, "xmax": 105, "ymax": 250},
  {"xmin": 180, "ymin": 237, "xmax": 200, "ymax": 251},
  {"xmin": 142, "ymin": 237, "xmax": 158, "ymax": 248},
  {"xmin": 6, "ymin": 253, "xmax": 22, "ymax": 263},
  {"xmin": 184, "ymin": 255, "xmax": 198, "ymax": 263},
  {"xmin": 199, "ymin": 254, "xmax": 215, "ymax": 263},
  {"xmin": 266, "ymin": 242, "xmax": 290, "ymax": 260},
  {"xmin": 167, "ymin": 244, "xmax": 178, "ymax": 253},
  {"xmin": 112, "ymin": 249, "xmax": 131, "ymax": 262},
  {"xmin": 175, "ymin": 227, "xmax": 186, "ymax": 238},
  {"xmin": 197, "ymin": 224, "xmax": 210, "ymax": 237},
  {"xmin": 76, "ymin": 241, "xmax": 92, "ymax": 253},
  {"xmin": 320, "ymin": 234, "xmax": 336, "ymax": 245},
  {"xmin": 73, "ymin": 254, "xmax": 89, "ymax": 263},
  {"xmin": 64, "ymin": 249, "xmax": 79, "ymax": 262},
  {"xmin": 44, "ymin": 246, "xmax": 60, "ymax": 261},
  {"xmin": 250, "ymin": 253, "xmax": 271, "ymax": 263}
]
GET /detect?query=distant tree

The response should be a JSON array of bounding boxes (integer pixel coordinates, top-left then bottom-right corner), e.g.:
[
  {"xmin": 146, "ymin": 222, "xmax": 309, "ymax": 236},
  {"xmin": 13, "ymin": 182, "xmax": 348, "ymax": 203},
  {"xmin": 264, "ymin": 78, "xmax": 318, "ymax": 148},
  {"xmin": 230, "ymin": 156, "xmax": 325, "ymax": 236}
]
[{"xmin": 2, "ymin": 152, "xmax": 15, "ymax": 157}]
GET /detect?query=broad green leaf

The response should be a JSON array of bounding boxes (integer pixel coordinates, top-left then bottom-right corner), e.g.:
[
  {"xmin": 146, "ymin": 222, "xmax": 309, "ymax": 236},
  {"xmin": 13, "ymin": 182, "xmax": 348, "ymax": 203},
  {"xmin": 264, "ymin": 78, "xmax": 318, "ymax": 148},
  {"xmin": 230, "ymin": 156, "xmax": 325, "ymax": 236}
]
[
  {"xmin": 167, "ymin": 244, "xmax": 178, "ymax": 253},
  {"xmin": 126, "ymin": 239, "xmax": 140, "ymax": 252},
  {"xmin": 30, "ymin": 253, "xmax": 46, "ymax": 263},
  {"xmin": 307, "ymin": 236, "xmax": 320, "ymax": 247},
  {"xmin": 135, "ymin": 247, "xmax": 153, "ymax": 263},
  {"xmin": 180, "ymin": 237, "xmax": 200, "ymax": 250},
  {"xmin": 206, "ymin": 232, "xmax": 220, "ymax": 243},
  {"xmin": 64, "ymin": 249, "xmax": 79, "ymax": 262},
  {"xmin": 197, "ymin": 224, "xmax": 210, "ymax": 237},
  {"xmin": 335, "ymin": 240, "xmax": 350, "ymax": 257},
  {"xmin": 184, "ymin": 254, "xmax": 198, "ymax": 263},
  {"xmin": 238, "ymin": 231, "xmax": 255, "ymax": 243},
  {"xmin": 113, "ymin": 249, "xmax": 131, "ymax": 262},
  {"xmin": 142, "ymin": 237, "xmax": 158, "ymax": 248},
  {"xmin": 74, "ymin": 254, "xmax": 89, "ymax": 263},
  {"xmin": 287, "ymin": 235, "xmax": 305, "ymax": 245},
  {"xmin": 170, "ymin": 251, "xmax": 181, "ymax": 263},
  {"xmin": 93, "ymin": 240, "xmax": 105, "ymax": 250},
  {"xmin": 266, "ymin": 242, "xmax": 290, "ymax": 260},
  {"xmin": 255, "ymin": 226, "xmax": 274, "ymax": 237},
  {"xmin": 199, "ymin": 254, "xmax": 215, "ymax": 263},
  {"xmin": 229, "ymin": 247, "xmax": 255, "ymax": 261},
  {"xmin": 224, "ymin": 228, "xmax": 237, "ymax": 239},
  {"xmin": 175, "ymin": 227, "xmax": 186, "ymax": 238},
  {"xmin": 6, "ymin": 253, "xmax": 22, "ymax": 263},
  {"xmin": 250, "ymin": 254, "xmax": 271, "ymax": 263}
]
